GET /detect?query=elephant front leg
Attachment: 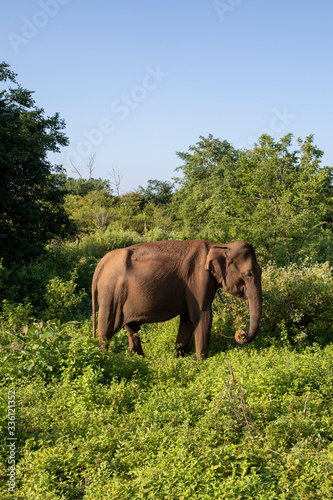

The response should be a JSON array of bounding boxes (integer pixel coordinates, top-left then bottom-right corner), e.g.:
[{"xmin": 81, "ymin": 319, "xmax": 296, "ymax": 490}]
[
  {"xmin": 175, "ymin": 313, "xmax": 194, "ymax": 356},
  {"xmin": 192, "ymin": 310, "xmax": 212, "ymax": 360},
  {"xmin": 125, "ymin": 323, "xmax": 144, "ymax": 356}
]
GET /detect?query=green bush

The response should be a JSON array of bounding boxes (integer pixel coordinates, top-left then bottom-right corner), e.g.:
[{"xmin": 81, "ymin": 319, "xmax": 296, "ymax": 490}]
[
  {"xmin": 0, "ymin": 321, "xmax": 73, "ymax": 384},
  {"xmin": 0, "ymin": 300, "xmax": 33, "ymax": 331},
  {"xmin": 1, "ymin": 336, "xmax": 333, "ymax": 499},
  {"xmin": 261, "ymin": 262, "xmax": 333, "ymax": 345},
  {"xmin": 44, "ymin": 269, "xmax": 87, "ymax": 322},
  {"xmin": 0, "ymin": 319, "xmax": 151, "ymax": 387},
  {"xmin": 214, "ymin": 262, "xmax": 333, "ymax": 347}
]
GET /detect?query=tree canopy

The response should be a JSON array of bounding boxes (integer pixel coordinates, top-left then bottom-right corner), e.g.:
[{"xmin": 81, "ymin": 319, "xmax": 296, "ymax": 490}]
[
  {"xmin": 0, "ymin": 62, "xmax": 73, "ymax": 265},
  {"xmin": 63, "ymin": 176, "xmax": 112, "ymax": 197},
  {"xmin": 138, "ymin": 179, "xmax": 174, "ymax": 205},
  {"xmin": 1, "ymin": 63, "xmax": 332, "ymax": 269},
  {"xmin": 174, "ymin": 134, "xmax": 333, "ymax": 265}
]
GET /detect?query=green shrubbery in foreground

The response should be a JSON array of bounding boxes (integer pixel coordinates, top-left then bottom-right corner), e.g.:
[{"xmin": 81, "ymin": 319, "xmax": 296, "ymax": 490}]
[
  {"xmin": 0, "ymin": 243, "xmax": 333, "ymax": 498},
  {"xmin": 0, "ymin": 319, "xmax": 332, "ymax": 499}
]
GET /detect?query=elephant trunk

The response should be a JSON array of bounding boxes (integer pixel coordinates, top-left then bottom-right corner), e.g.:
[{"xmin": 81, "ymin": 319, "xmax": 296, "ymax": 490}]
[{"xmin": 235, "ymin": 283, "xmax": 262, "ymax": 345}]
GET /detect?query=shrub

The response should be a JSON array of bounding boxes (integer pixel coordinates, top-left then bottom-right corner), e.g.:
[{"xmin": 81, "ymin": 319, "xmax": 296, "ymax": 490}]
[
  {"xmin": 0, "ymin": 321, "xmax": 74, "ymax": 384},
  {"xmin": 2, "ymin": 345, "xmax": 332, "ymax": 499},
  {"xmin": 261, "ymin": 262, "xmax": 333, "ymax": 345},
  {"xmin": 214, "ymin": 262, "xmax": 333, "ymax": 347},
  {"xmin": 0, "ymin": 299, "xmax": 33, "ymax": 330},
  {"xmin": 44, "ymin": 269, "xmax": 87, "ymax": 322}
]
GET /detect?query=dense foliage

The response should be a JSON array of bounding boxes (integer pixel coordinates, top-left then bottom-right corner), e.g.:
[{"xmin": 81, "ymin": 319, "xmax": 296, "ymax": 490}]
[
  {"xmin": 0, "ymin": 321, "xmax": 333, "ymax": 499},
  {"xmin": 1, "ymin": 63, "xmax": 333, "ymax": 498},
  {"xmin": 174, "ymin": 134, "xmax": 333, "ymax": 265},
  {"xmin": 0, "ymin": 62, "xmax": 74, "ymax": 266}
]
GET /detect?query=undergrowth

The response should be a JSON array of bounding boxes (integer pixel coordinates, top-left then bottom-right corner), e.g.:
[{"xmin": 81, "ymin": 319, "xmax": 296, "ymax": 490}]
[
  {"xmin": 1, "ymin": 244, "xmax": 333, "ymax": 499},
  {"xmin": 0, "ymin": 318, "xmax": 333, "ymax": 499}
]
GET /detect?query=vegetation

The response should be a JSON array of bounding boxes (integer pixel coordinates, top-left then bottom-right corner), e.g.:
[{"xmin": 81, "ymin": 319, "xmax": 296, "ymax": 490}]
[
  {"xmin": 0, "ymin": 62, "xmax": 74, "ymax": 266},
  {"xmin": 0, "ymin": 62, "xmax": 333, "ymax": 498},
  {"xmin": 0, "ymin": 322, "xmax": 333, "ymax": 499},
  {"xmin": 173, "ymin": 134, "xmax": 333, "ymax": 265}
]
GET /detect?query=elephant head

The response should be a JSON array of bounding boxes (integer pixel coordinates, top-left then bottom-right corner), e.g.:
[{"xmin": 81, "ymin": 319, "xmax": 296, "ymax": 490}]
[{"xmin": 205, "ymin": 241, "xmax": 262, "ymax": 344}]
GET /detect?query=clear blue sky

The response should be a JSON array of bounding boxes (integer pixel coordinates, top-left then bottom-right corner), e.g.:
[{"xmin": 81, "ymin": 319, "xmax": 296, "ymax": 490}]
[{"xmin": 2, "ymin": 0, "xmax": 333, "ymax": 192}]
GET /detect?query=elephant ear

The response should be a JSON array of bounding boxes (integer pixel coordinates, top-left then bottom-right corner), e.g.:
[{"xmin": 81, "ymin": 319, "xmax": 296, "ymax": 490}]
[{"xmin": 205, "ymin": 246, "xmax": 229, "ymax": 285}]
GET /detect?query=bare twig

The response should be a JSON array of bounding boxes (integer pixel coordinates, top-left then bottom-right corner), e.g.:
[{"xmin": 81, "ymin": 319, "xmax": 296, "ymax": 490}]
[
  {"xmin": 95, "ymin": 209, "xmax": 109, "ymax": 230},
  {"xmin": 108, "ymin": 165, "xmax": 123, "ymax": 196},
  {"xmin": 209, "ymin": 360, "xmax": 253, "ymax": 434},
  {"xmin": 87, "ymin": 153, "xmax": 96, "ymax": 179},
  {"xmin": 304, "ymin": 394, "xmax": 309, "ymax": 418},
  {"xmin": 70, "ymin": 154, "xmax": 96, "ymax": 179},
  {"xmin": 226, "ymin": 360, "xmax": 252, "ymax": 431},
  {"xmin": 267, "ymin": 449, "xmax": 285, "ymax": 458},
  {"xmin": 70, "ymin": 160, "xmax": 83, "ymax": 178}
]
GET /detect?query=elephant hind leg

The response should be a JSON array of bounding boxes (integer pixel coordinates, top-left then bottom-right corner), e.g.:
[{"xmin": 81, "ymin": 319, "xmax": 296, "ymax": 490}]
[
  {"xmin": 176, "ymin": 313, "xmax": 194, "ymax": 357},
  {"xmin": 97, "ymin": 304, "xmax": 124, "ymax": 349},
  {"xmin": 125, "ymin": 322, "xmax": 144, "ymax": 356}
]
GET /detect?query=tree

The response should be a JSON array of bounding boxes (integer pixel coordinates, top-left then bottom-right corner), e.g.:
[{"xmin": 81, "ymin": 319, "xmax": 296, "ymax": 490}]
[
  {"xmin": 63, "ymin": 176, "xmax": 112, "ymax": 197},
  {"xmin": 173, "ymin": 134, "xmax": 239, "ymax": 236},
  {"xmin": 108, "ymin": 165, "xmax": 123, "ymax": 196},
  {"xmin": 64, "ymin": 190, "xmax": 114, "ymax": 233},
  {"xmin": 232, "ymin": 134, "xmax": 333, "ymax": 263},
  {"xmin": 0, "ymin": 62, "xmax": 74, "ymax": 265},
  {"xmin": 174, "ymin": 134, "xmax": 333, "ymax": 265},
  {"xmin": 138, "ymin": 179, "xmax": 174, "ymax": 205}
]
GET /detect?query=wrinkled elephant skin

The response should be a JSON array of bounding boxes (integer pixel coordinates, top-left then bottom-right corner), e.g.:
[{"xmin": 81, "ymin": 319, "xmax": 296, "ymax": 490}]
[{"xmin": 92, "ymin": 240, "xmax": 262, "ymax": 359}]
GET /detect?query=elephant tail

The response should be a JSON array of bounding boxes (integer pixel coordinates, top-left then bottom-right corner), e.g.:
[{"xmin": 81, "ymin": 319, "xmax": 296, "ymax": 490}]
[{"xmin": 92, "ymin": 276, "xmax": 97, "ymax": 339}]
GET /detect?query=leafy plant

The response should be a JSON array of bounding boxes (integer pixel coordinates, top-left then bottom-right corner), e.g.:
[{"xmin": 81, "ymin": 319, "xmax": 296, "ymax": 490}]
[
  {"xmin": 213, "ymin": 262, "xmax": 333, "ymax": 347},
  {"xmin": 1, "ymin": 339, "xmax": 332, "ymax": 499},
  {"xmin": 0, "ymin": 299, "xmax": 33, "ymax": 330},
  {"xmin": 0, "ymin": 62, "xmax": 74, "ymax": 266},
  {"xmin": 0, "ymin": 321, "xmax": 76, "ymax": 383},
  {"xmin": 261, "ymin": 262, "xmax": 333, "ymax": 345},
  {"xmin": 44, "ymin": 269, "xmax": 87, "ymax": 321}
]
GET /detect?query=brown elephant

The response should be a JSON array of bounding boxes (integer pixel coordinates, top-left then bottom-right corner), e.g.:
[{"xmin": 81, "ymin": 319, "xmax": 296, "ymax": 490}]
[{"xmin": 92, "ymin": 239, "xmax": 262, "ymax": 360}]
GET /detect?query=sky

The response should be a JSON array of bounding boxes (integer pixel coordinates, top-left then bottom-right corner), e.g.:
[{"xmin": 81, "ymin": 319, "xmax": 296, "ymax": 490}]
[{"xmin": 1, "ymin": 0, "xmax": 333, "ymax": 192}]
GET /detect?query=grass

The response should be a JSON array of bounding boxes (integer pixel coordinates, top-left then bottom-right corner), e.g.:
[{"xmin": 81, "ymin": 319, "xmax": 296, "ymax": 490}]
[{"xmin": 0, "ymin": 319, "xmax": 333, "ymax": 499}]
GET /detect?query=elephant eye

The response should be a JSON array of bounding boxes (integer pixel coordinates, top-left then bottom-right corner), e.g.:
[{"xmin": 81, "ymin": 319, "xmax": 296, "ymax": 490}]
[{"xmin": 235, "ymin": 284, "xmax": 246, "ymax": 299}]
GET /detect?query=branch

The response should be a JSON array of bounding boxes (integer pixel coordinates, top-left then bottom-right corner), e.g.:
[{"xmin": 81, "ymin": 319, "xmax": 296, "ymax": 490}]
[
  {"xmin": 108, "ymin": 165, "xmax": 123, "ymax": 196},
  {"xmin": 87, "ymin": 153, "xmax": 96, "ymax": 179},
  {"xmin": 70, "ymin": 160, "xmax": 83, "ymax": 178},
  {"xmin": 304, "ymin": 394, "xmax": 309, "ymax": 418}
]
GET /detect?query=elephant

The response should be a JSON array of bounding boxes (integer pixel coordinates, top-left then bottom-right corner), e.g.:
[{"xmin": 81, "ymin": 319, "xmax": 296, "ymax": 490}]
[{"xmin": 92, "ymin": 239, "xmax": 262, "ymax": 360}]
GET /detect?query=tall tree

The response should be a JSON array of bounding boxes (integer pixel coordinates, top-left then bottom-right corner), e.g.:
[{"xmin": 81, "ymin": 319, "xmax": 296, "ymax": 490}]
[
  {"xmin": 0, "ymin": 62, "xmax": 74, "ymax": 265},
  {"xmin": 174, "ymin": 134, "xmax": 333, "ymax": 265},
  {"xmin": 139, "ymin": 179, "xmax": 174, "ymax": 205},
  {"xmin": 173, "ymin": 134, "xmax": 239, "ymax": 235},
  {"xmin": 232, "ymin": 134, "xmax": 333, "ymax": 263}
]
